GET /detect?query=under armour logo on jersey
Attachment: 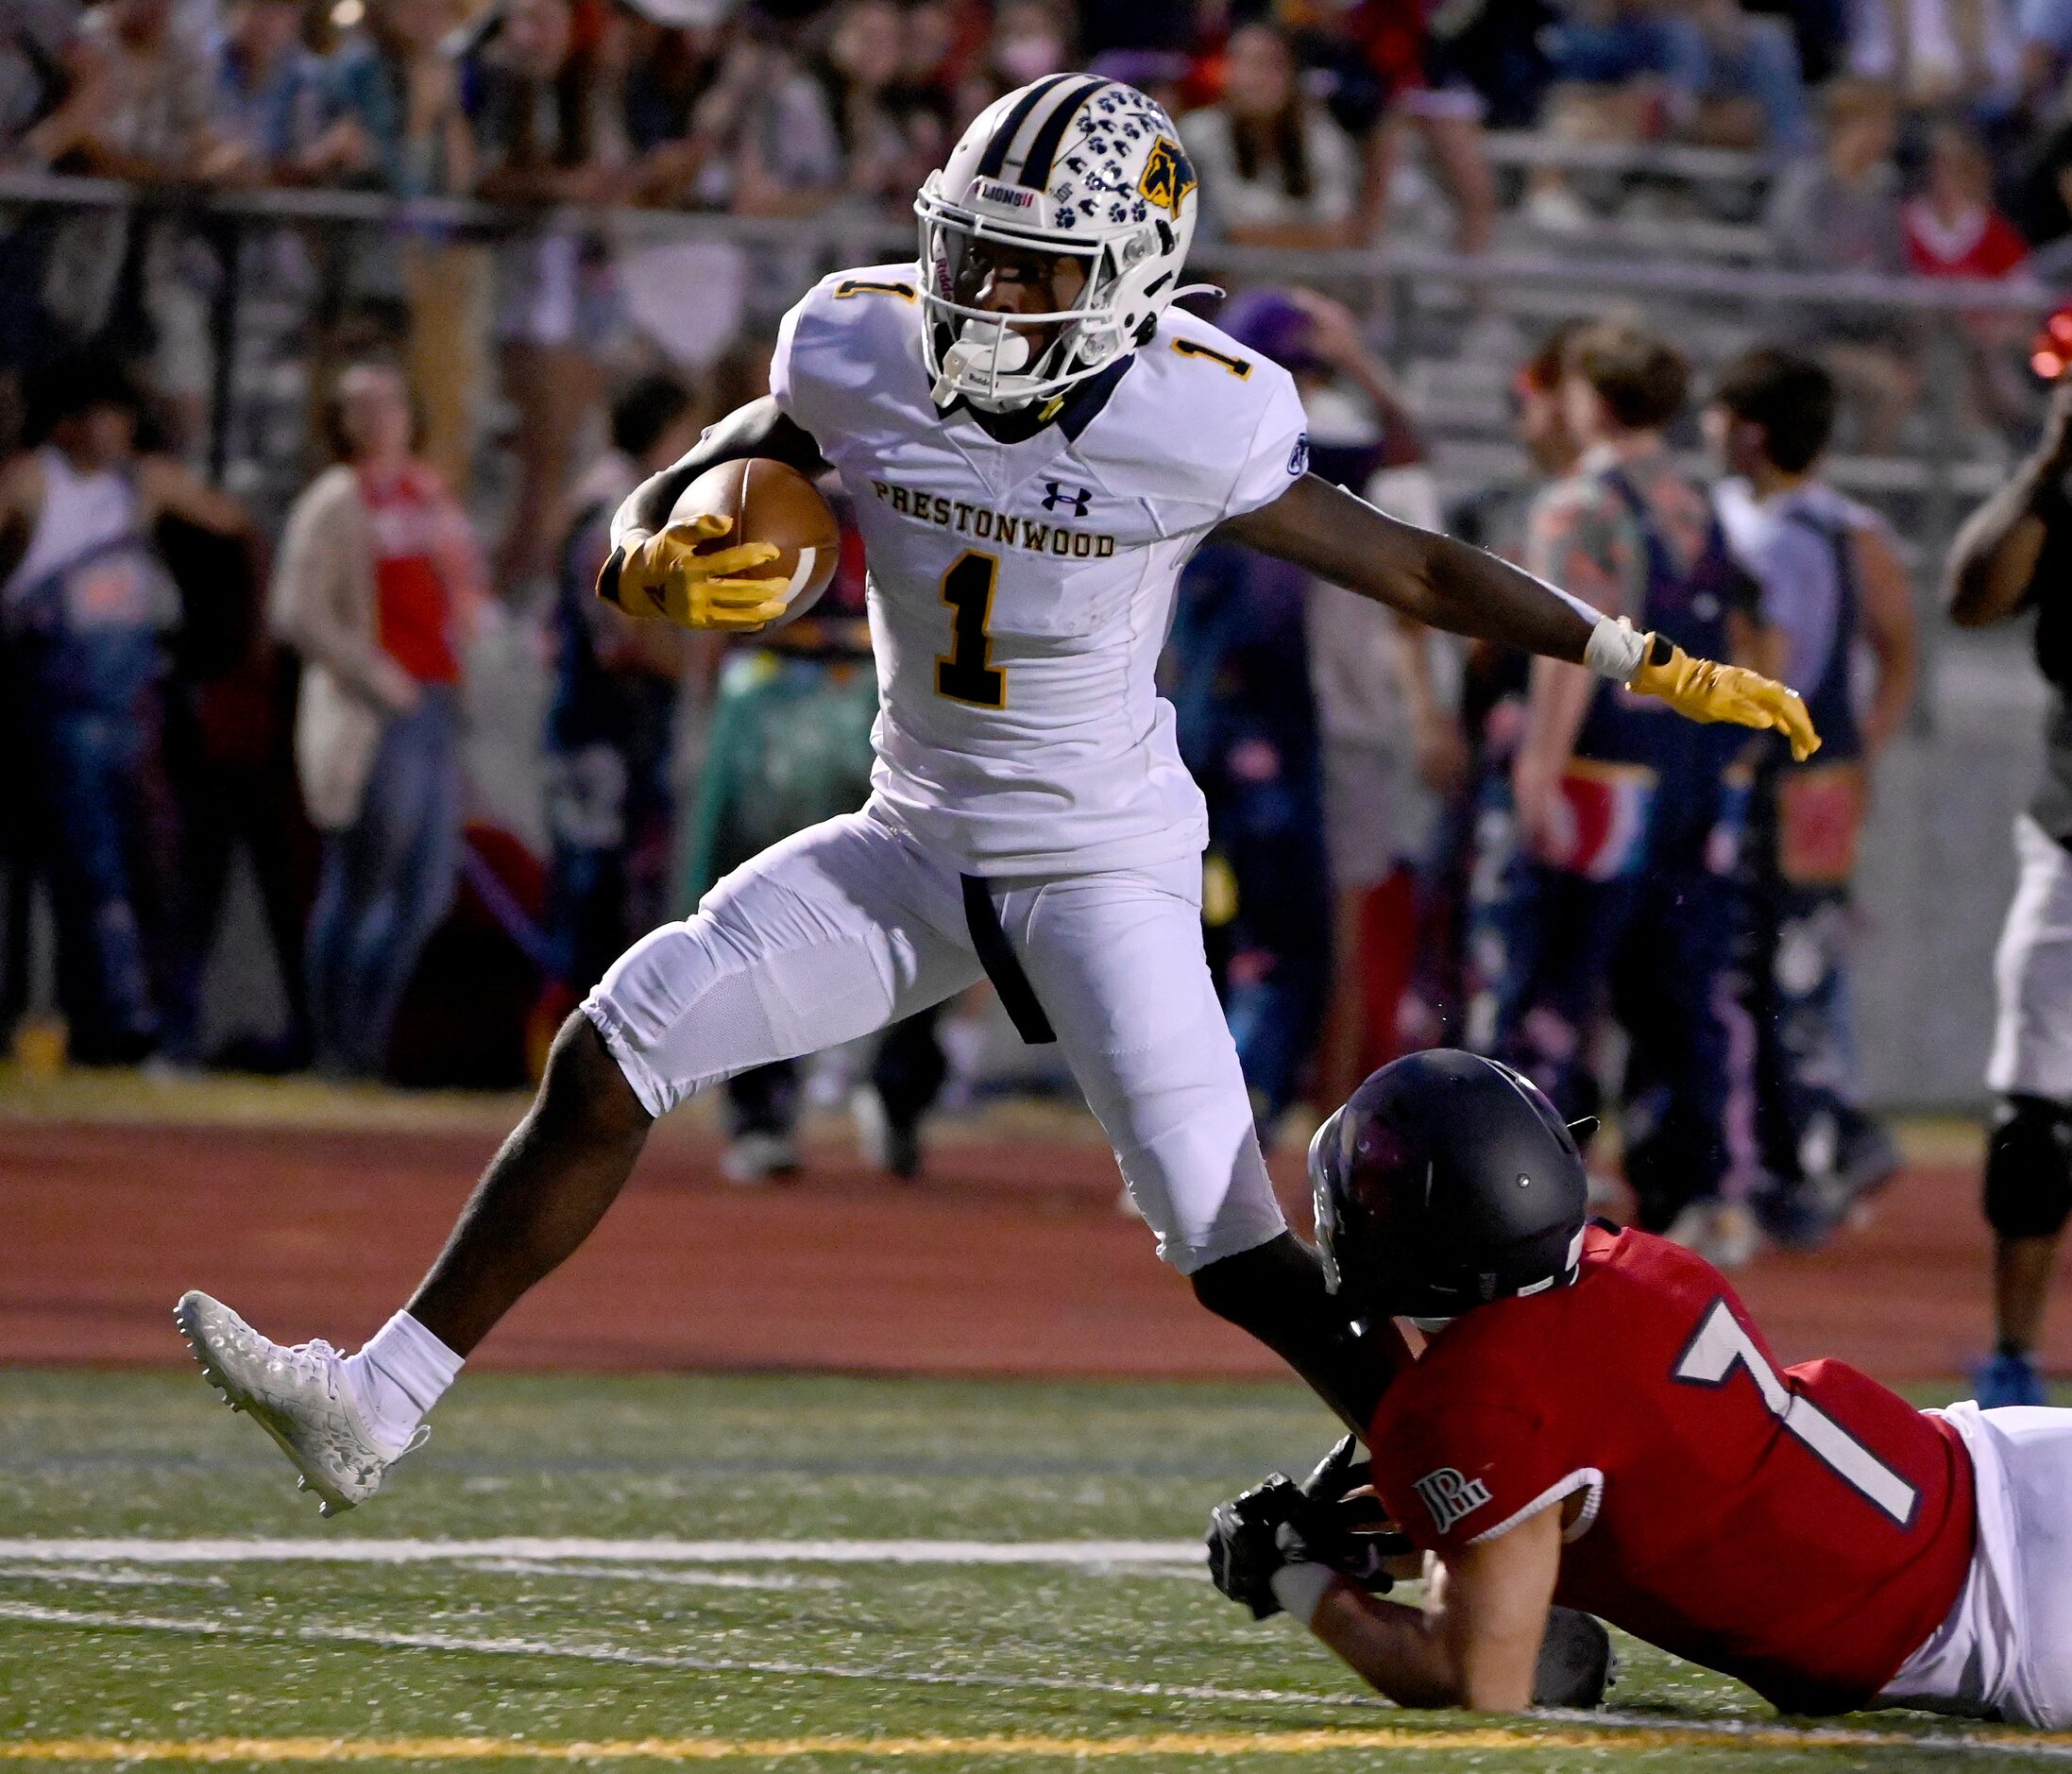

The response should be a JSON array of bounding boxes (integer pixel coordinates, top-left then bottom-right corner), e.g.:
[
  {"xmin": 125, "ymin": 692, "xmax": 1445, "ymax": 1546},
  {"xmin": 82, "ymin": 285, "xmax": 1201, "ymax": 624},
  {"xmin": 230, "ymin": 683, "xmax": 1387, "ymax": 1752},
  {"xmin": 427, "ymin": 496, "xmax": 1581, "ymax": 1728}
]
[
  {"xmin": 1043, "ymin": 481, "xmax": 1094, "ymax": 517},
  {"xmin": 1414, "ymin": 1467, "xmax": 1494, "ymax": 1535}
]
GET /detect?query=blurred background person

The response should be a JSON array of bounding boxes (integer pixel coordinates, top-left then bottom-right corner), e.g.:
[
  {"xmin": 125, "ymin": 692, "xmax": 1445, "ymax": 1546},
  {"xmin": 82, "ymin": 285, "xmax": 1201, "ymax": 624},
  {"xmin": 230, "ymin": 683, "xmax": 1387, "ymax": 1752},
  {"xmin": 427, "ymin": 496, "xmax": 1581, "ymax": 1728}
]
[
  {"xmin": 1945, "ymin": 368, "xmax": 2072, "ymax": 1408},
  {"xmin": 1450, "ymin": 322, "xmax": 1590, "ymax": 1065},
  {"xmin": 203, "ymin": 0, "xmax": 331, "ymax": 183},
  {"xmin": 1904, "ymin": 118, "xmax": 2035, "ymax": 439},
  {"xmin": 1843, "ymin": 0, "xmax": 2021, "ymax": 116},
  {"xmin": 0, "ymin": 359, "xmax": 247, "ymax": 1065},
  {"xmin": 1906, "ymin": 117, "xmax": 2030, "ymax": 279},
  {"xmin": 1495, "ymin": 321, "xmax": 1766, "ymax": 1259},
  {"xmin": 149, "ymin": 435, "xmax": 316, "ymax": 1072},
  {"xmin": 734, "ymin": 0, "xmax": 932, "ymax": 219},
  {"xmin": 319, "ymin": 0, "xmax": 482, "ymax": 495},
  {"xmin": 2010, "ymin": 113, "xmax": 2072, "ymax": 276},
  {"xmin": 538, "ymin": 371, "xmax": 700, "ymax": 1034},
  {"xmin": 1164, "ymin": 285, "xmax": 1439, "ymax": 1130},
  {"xmin": 1520, "ymin": 0, "xmax": 1695, "ymax": 230},
  {"xmin": 1709, "ymin": 347, "xmax": 1915, "ymax": 1246},
  {"xmin": 1280, "ymin": 0, "xmax": 1499, "ymax": 256},
  {"xmin": 12, "ymin": 0, "xmax": 231, "ymax": 445},
  {"xmin": 1169, "ymin": 486, "xmax": 1334, "ymax": 1134},
  {"xmin": 273, "ymin": 358, "xmax": 484, "ymax": 1081},
  {"xmin": 1764, "ymin": 78, "xmax": 1918, "ymax": 451},
  {"xmin": 1181, "ymin": 21, "xmax": 1362, "ymax": 248},
  {"xmin": 958, "ymin": 0, "xmax": 1076, "ymax": 116},
  {"xmin": 1670, "ymin": 0, "xmax": 1816, "ymax": 153},
  {"xmin": 1241, "ymin": 288, "xmax": 1464, "ymax": 1107},
  {"xmin": 460, "ymin": 0, "xmax": 622, "ymax": 593}
]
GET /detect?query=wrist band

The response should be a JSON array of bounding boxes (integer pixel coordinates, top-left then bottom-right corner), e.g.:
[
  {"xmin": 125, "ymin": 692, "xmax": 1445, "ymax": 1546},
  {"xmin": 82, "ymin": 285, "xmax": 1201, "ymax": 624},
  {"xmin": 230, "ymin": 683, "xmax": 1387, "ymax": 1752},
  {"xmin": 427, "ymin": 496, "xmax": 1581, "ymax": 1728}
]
[
  {"xmin": 1584, "ymin": 615, "xmax": 1648, "ymax": 683},
  {"xmin": 1269, "ymin": 1561, "xmax": 1336, "ymax": 1628}
]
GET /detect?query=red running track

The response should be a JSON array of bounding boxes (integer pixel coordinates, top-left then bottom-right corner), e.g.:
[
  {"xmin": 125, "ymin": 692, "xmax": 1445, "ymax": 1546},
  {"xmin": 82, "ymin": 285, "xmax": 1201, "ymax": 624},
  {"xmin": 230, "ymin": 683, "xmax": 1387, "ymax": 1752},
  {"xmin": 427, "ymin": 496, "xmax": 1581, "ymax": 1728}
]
[{"xmin": 1, "ymin": 1116, "xmax": 2062, "ymax": 1382}]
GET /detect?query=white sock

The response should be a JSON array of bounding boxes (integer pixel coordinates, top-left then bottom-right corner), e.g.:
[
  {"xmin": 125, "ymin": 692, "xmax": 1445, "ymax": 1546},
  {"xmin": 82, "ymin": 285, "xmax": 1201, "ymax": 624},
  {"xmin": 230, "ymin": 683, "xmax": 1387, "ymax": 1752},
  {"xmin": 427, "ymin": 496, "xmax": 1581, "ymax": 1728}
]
[{"xmin": 341, "ymin": 1311, "xmax": 464, "ymax": 1456}]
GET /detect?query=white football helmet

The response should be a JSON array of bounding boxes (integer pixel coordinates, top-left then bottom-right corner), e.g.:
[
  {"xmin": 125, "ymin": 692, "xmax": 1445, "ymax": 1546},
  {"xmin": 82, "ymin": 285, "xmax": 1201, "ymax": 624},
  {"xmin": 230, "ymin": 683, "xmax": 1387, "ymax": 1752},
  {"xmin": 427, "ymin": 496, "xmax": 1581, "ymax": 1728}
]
[{"xmin": 915, "ymin": 76, "xmax": 1203, "ymax": 413}]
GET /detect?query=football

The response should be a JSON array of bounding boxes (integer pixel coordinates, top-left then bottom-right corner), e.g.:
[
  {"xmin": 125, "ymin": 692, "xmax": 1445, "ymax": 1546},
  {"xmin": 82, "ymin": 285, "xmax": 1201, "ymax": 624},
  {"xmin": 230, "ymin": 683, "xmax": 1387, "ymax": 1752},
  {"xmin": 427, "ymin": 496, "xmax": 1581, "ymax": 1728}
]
[{"xmin": 668, "ymin": 456, "xmax": 841, "ymax": 629}]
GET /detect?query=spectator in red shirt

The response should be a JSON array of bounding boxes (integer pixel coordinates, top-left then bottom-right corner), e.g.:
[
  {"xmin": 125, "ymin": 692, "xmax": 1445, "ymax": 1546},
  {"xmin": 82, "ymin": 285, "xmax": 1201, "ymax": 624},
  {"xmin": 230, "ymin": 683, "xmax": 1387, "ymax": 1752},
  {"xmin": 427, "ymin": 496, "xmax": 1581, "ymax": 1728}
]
[
  {"xmin": 1905, "ymin": 119, "xmax": 2030, "ymax": 278},
  {"xmin": 272, "ymin": 359, "xmax": 484, "ymax": 1079},
  {"xmin": 1904, "ymin": 120, "xmax": 2034, "ymax": 436}
]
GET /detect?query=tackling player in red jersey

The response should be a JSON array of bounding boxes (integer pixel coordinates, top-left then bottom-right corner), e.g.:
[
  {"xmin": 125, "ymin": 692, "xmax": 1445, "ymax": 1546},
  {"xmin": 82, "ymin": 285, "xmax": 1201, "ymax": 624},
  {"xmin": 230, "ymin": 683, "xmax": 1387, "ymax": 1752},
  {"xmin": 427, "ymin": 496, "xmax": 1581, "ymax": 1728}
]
[{"xmin": 1207, "ymin": 1049, "xmax": 2072, "ymax": 1725}]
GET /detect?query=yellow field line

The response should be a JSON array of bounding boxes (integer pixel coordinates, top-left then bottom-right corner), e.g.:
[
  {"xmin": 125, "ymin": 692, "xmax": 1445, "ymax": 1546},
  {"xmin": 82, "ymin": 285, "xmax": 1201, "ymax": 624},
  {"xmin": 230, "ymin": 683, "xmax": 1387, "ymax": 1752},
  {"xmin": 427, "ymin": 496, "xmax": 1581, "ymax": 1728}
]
[{"xmin": 1, "ymin": 1728, "xmax": 2066, "ymax": 1764}]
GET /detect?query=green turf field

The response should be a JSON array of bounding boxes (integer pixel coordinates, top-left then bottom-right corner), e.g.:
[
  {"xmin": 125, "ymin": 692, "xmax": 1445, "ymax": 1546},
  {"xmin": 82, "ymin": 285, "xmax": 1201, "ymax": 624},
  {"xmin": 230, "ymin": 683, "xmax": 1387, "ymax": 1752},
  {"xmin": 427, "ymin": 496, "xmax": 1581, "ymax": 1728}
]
[{"xmin": 0, "ymin": 1369, "xmax": 2061, "ymax": 1772}]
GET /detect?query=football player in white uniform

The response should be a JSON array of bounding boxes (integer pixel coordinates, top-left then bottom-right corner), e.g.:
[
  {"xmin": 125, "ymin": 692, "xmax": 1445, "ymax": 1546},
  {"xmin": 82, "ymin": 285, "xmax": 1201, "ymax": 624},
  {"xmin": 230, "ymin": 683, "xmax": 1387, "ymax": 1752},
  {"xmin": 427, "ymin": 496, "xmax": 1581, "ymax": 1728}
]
[{"xmin": 176, "ymin": 76, "xmax": 1818, "ymax": 1515}]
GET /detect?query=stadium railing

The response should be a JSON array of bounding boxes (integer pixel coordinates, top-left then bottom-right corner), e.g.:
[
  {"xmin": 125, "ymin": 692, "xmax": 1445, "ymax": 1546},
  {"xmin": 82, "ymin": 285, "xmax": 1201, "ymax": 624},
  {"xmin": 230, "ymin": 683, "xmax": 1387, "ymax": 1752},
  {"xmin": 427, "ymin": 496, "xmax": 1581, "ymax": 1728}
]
[{"xmin": 1, "ymin": 169, "xmax": 2051, "ymax": 667}]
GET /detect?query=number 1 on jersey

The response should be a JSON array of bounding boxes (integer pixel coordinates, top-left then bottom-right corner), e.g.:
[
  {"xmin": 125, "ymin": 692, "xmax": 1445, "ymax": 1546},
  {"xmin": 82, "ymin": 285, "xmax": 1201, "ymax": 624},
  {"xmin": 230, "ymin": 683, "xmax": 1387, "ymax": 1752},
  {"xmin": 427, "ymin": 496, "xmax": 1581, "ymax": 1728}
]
[
  {"xmin": 1673, "ymin": 1298, "xmax": 1919, "ymax": 1527},
  {"xmin": 937, "ymin": 551, "xmax": 1005, "ymax": 708}
]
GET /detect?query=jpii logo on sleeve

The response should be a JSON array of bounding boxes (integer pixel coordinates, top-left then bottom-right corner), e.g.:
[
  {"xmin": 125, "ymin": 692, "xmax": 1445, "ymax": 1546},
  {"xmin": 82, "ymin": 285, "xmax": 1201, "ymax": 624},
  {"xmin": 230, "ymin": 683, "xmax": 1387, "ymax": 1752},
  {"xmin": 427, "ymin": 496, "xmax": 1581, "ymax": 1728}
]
[{"xmin": 1414, "ymin": 1467, "xmax": 1495, "ymax": 1535}]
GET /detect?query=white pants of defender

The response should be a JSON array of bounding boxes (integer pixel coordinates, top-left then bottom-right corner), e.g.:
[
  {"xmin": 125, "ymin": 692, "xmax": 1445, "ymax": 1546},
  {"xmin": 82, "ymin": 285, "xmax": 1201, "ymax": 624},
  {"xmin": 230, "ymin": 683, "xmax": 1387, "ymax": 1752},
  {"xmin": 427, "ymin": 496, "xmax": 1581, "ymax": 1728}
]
[
  {"xmin": 1988, "ymin": 814, "xmax": 2072, "ymax": 1100},
  {"xmin": 581, "ymin": 806, "xmax": 1287, "ymax": 1275},
  {"xmin": 1880, "ymin": 1401, "xmax": 2072, "ymax": 1725}
]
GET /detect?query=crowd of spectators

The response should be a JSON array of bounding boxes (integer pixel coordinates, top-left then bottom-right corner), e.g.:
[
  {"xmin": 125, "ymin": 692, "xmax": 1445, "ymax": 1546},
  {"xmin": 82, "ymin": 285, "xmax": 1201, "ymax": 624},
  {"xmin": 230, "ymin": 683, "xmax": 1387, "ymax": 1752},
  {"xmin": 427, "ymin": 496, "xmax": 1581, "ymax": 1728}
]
[
  {"xmin": 10, "ymin": 0, "xmax": 2072, "ymax": 400},
  {"xmin": 2, "ymin": 0, "xmax": 2070, "ymax": 520}
]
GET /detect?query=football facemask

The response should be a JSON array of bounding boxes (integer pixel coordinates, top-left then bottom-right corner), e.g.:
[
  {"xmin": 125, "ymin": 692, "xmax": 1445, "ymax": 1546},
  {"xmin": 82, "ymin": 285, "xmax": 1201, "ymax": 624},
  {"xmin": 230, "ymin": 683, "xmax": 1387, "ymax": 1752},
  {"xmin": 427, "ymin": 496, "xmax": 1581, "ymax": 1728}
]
[{"xmin": 920, "ymin": 221, "xmax": 1106, "ymax": 411}]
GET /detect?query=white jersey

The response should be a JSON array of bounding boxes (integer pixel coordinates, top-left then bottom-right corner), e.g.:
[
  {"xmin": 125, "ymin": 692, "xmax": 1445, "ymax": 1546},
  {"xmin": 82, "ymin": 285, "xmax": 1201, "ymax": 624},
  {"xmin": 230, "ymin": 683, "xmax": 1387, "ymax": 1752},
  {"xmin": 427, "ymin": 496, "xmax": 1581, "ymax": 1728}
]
[{"xmin": 770, "ymin": 262, "xmax": 1310, "ymax": 877}]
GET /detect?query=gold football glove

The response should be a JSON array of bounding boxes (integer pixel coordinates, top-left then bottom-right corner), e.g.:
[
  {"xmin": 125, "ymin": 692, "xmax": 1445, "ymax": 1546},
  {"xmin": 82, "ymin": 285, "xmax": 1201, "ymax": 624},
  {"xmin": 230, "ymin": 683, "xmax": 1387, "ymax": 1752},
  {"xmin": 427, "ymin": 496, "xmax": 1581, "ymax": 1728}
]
[
  {"xmin": 606, "ymin": 513, "xmax": 790, "ymax": 632},
  {"xmin": 1630, "ymin": 633, "xmax": 1821, "ymax": 762}
]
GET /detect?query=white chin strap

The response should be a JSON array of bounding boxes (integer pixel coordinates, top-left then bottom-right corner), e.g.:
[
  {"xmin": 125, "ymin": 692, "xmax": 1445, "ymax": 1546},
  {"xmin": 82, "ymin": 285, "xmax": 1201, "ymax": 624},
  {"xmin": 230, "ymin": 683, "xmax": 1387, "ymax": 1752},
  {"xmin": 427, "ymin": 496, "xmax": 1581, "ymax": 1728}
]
[{"xmin": 931, "ymin": 319, "xmax": 1033, "ymax": 410}]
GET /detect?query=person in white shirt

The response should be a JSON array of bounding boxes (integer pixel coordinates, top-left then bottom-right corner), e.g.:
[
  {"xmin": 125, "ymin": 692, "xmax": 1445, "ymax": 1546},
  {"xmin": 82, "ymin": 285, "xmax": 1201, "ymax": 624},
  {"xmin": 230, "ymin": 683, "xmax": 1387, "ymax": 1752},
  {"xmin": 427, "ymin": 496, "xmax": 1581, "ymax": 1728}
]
[
  {"xmin": 1707, "ymin": 348, "xmax": 1915, "ymax": 1248},
  {"xmin": 1180, "ymin": 24, "xmax": 1360, "ymax": 248}
]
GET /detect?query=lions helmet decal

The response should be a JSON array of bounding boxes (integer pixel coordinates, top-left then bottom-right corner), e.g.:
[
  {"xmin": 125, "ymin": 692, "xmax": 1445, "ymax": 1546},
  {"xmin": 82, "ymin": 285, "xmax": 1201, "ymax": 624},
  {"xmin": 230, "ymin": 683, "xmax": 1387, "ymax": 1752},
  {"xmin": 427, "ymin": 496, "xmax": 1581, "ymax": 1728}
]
[{"xmin": 1137, "ymin": 136, "xmax": 1197, "ymax": 219}]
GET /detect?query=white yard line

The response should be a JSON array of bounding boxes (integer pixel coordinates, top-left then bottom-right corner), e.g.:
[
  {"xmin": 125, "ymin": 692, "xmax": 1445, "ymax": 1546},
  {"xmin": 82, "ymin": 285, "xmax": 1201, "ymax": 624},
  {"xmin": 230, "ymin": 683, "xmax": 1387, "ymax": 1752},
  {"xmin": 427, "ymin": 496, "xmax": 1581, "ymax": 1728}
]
[
  {"xmin": 2, "ymin": 1599, "xmax": 2067, "ymax": 1762},
  {"xmin": 450, "ymin": 1561, "xmax": 841, "ymax": 1591},
  {"xmin": 0, "ymin": 1537, "xmax": 1200, "ymax": 1567}
]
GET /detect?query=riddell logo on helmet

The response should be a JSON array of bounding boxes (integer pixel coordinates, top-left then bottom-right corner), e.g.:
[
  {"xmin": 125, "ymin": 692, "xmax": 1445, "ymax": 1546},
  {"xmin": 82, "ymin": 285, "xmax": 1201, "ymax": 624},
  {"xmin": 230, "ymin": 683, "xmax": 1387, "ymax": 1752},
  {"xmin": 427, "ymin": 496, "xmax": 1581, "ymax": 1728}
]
[
  {"xmin": 974, "ymin": 180, "xmax": 1040, "ymax": 211},
  {"xmin": 1414, "ymin": 1467, "xmax": 1494, "ymax": 1534}
]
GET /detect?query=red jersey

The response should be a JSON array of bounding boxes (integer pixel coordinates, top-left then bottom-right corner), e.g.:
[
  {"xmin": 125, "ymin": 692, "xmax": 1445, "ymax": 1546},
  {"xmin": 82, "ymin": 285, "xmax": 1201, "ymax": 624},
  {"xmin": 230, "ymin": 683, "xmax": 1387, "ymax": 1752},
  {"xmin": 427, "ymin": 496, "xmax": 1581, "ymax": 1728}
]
[{"xmin": 1367, "ymin": 1228, "xmax": 1976, "ymax": 1714}]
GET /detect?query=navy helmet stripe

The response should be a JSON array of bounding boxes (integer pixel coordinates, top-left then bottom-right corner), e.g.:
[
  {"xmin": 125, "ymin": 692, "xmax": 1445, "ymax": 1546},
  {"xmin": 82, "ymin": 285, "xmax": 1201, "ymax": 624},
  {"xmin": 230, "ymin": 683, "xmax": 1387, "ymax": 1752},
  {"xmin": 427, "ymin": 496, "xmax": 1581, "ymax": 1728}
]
[
  {"xmin": 1017, "ymin": 77, "xmax": 1109, "ymax": 190},
  {"xmin": 975, "ymin": 74, "xmax": 1078, "ymax": 179}
]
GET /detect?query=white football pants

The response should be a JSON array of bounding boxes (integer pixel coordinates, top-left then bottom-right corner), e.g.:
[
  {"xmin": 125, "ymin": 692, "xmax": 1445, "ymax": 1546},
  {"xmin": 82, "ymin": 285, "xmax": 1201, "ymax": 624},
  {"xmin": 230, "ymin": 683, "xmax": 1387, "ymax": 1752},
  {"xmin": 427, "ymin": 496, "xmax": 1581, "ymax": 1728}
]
[
  {"xmin": 1880, "ymin": 1400, "xmax": 2072, "ymax": 1727},
  {"xmin": 1988, "ymin": 814, "xmax": 2072, "ymax": 1101},
  {"xmin": 582, "ymin": 806, "xmax": 1287, "ymax": 1273}
]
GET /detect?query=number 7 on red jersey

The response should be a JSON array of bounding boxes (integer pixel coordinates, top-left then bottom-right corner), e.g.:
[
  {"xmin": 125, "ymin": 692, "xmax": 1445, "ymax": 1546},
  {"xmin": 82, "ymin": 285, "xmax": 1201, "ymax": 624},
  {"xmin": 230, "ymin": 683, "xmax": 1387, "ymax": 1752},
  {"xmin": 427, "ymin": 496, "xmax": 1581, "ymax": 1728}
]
[{"xmin": 1673, "ymin": 1298, "xmax": 1920, "ymax": 1527}]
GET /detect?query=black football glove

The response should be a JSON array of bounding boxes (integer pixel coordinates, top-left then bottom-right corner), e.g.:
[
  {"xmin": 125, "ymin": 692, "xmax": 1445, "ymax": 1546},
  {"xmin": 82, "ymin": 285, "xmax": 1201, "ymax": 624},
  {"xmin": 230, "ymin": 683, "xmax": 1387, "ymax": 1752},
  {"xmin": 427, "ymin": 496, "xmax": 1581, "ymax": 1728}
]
[
  {"xmin": 1294, "ymin": 1434, "xmax": 1410, "ymax": 1589},
  {"xmin": 1205, "ymin": 1475, "xmax": 1309, "ymax": 1619},
  {"xmin": 1531, "ymin": 1607, "xmax": 1619, "ymax": 1710},
  {"xmin": 1207, "ymin": 1438, "xmax": 1414, "ymax": 1620}
]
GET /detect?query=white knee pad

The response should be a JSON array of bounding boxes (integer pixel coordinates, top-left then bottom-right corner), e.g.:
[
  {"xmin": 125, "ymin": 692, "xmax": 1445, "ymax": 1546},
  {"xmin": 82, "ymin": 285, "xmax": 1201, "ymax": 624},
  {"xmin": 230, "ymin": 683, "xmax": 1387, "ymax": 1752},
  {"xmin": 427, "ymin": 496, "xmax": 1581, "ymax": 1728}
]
[{"xmin": 584, "ymin": 912, "xmax": 897, "ymax": 1118}]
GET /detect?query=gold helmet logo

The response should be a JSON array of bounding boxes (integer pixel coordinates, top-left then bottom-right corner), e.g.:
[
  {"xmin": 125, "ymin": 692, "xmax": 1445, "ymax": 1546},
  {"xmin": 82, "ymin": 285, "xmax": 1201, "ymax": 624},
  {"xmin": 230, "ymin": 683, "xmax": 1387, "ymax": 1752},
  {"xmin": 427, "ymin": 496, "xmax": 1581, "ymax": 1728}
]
[{"xmin": 1137, "ymin": 136, "xmax": 1197, "ymax": 218}]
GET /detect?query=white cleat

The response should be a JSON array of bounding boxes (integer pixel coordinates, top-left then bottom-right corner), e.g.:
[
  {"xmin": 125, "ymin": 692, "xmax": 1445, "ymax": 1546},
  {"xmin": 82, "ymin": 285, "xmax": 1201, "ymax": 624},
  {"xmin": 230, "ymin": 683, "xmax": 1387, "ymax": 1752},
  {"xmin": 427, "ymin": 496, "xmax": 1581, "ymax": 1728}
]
[
  {"xmin": 173, "ymin": 1290, "xmax": 413, "ymax": 1517},
  {"xmin": 720, "ymin": 1131, "xmax": 800, "ymax": 1186}
]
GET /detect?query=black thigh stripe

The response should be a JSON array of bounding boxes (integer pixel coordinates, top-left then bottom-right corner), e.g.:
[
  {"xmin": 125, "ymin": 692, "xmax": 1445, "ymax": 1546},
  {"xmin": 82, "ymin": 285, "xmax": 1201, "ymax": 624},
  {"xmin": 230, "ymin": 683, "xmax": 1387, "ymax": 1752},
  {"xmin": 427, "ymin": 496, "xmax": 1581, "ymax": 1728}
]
[
  {"xmin": 960, "ymin": 875, "xmax": 1057, "ymax": 1046},
  {"xmin": 1017, "ymin": 77, "xmax": 1111, "ymax": 190},
  {"xmin": 975, "ymin": 74, "xmax": 1079, "ymax": 179}
]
